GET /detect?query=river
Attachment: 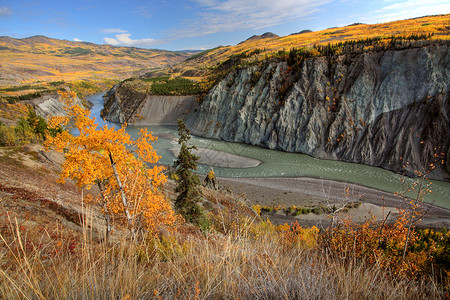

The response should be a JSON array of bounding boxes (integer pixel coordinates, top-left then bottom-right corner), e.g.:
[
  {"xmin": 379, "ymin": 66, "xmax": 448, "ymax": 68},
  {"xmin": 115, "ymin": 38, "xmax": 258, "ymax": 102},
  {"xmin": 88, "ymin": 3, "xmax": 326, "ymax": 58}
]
[{"xmin": 86, "ymin": 92, "xmax": 450, "ymax": 209}]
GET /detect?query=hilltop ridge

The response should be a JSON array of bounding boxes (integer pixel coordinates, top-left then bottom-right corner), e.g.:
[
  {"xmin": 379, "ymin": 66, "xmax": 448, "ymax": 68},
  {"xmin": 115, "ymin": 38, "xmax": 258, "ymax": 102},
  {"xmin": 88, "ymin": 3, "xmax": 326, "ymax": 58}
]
[
  {"xmin": 170, "ymin": 14, "xmax": 450, "ymax": 82},
  {"xmin": 238, "ymin": 32, "xmax": 279, "ymax": 44}
]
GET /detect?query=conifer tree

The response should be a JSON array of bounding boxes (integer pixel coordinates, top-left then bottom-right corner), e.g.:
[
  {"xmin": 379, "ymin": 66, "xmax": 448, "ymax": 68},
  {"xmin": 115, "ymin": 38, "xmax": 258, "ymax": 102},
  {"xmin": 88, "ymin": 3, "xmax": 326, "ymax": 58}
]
[{"xmin": 173, "ymin": 119, "xmax": 209, "ymax": 231}]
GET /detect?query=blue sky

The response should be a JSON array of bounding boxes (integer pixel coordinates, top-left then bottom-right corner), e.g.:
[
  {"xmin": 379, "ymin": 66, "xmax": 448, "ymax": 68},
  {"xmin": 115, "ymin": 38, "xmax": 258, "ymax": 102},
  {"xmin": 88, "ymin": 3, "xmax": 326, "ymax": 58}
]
[{"xmin": 0, "ymin": 0, "xmax": 448, "ymax": 51}]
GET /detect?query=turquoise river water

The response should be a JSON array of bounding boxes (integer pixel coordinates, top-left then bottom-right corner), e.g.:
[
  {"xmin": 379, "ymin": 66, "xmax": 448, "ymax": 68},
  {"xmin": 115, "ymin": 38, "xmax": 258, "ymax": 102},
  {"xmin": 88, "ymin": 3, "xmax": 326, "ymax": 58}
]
[{"xmin": 86, "ymin": 92, "xmax": 450, "ymax": 209}]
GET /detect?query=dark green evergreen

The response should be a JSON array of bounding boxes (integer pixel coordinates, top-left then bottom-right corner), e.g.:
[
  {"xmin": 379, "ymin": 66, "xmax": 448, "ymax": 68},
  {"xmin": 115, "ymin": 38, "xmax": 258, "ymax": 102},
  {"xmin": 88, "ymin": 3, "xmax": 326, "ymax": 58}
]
[
  {"xmin": 26, "ymin": 109, "xmax": 48, "ymax": 139},
  {"xmin": 150, "ymin": 77, "xmax": 202, "ymax": 95},
  {"xmin": 173, "ymin": 119, "xmax": 209, "ymax": 231}
]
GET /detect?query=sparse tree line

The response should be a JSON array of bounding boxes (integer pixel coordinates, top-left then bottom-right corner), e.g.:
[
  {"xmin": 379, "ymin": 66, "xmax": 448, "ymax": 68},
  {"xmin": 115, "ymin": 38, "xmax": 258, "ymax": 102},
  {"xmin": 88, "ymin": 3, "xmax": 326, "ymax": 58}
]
[
  {"xmin": 150, "ymin": 77, "xmax": 203, "ymax": 95},
  {"xmin": 205, "ymin": 33, "xmax": 442, "ymax": 96}
]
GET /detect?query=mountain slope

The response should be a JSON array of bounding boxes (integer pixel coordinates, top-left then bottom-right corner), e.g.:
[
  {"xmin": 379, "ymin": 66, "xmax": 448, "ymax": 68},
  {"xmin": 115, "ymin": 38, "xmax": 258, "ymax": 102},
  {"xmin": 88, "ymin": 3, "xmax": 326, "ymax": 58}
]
[
  {"xmin": 0, "ymin": 35, "xmax": 196, "ymax": 85},
  {"xmin": 170, "ymin": 14, "xmax": 450, "ymax": 82}
]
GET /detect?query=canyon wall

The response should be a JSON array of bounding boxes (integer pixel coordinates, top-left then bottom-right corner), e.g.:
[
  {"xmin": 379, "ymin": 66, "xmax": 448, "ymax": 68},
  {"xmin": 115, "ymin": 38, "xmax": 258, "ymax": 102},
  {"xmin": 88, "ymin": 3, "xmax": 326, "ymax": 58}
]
[
  {"xmin": 102, "ymin": 85, "xmax": 197, "ymax": 125},
  {"xmin": 185, "ymin": 44, "xmax": 449, "ymax": 180},
  {"xmin": 103, "ymin": 43, "xmax": 449, "ymax": 180},
  {"xmin": 30, "ymin": 93, "xmax": 85, "ymax": 119}
]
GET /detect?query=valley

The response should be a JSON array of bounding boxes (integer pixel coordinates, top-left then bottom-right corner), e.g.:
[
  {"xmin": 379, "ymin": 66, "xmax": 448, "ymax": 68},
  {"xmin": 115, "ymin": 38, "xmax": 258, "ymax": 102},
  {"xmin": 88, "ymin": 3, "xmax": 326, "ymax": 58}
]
[
  {"xmin": 85, "ymin": 91, "xmax": 450, "ymax": 226},
  {"xmin": 1, "ymin": 12, "xmax": 449, "ymax": 298}
]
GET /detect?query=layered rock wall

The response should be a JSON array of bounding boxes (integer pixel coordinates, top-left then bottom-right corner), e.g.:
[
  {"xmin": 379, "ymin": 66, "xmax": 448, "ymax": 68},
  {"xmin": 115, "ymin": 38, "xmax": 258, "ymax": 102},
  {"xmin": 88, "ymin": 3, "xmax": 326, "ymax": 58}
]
[
  {"xmin": 186, "ymin": 44, "xmax": 449, "ymax": 180},
  {"xmin": 102, "ymin": 44, "xmax": 449, "ymax": 180},
  {"xmin": 30, "ymin": 93, "xmax": 84, "ymax": 119},
  {"xmin": 102, "ymin": 85, "xmax": 197, "ymax": 125}
]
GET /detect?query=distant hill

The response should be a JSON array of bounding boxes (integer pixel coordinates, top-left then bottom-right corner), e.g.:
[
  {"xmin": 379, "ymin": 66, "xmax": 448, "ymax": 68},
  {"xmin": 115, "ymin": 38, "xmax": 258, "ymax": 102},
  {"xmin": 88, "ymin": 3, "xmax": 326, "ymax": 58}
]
[
  {"xmin": 0, "ymin": 35, "xmax": 196, "ymax": 86},
  {"xmin": 290, "ymin": 30, "xmax": 312, "ymax": 35},
  {"xmin": 238, "ymin": 32, "xmax": 279, "ymax": 44}
]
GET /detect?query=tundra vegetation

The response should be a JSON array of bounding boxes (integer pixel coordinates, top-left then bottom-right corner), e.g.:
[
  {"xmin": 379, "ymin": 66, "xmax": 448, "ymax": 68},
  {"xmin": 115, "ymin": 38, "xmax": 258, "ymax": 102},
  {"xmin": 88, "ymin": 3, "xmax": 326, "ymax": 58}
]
[{"xmin": 0, "ymin": 35, "xmax": 193, "ymax": 86}]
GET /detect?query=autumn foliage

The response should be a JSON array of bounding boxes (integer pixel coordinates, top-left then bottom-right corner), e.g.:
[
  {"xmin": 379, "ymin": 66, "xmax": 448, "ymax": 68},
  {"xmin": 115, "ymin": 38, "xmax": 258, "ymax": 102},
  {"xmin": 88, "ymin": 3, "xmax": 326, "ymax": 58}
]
[
  {"xmin": 45, "ymin": 90, "xmax": 178, "ymax": 234},
  {"xmin": 320, "ymin": 211, "xmax": 433, "ymax": 279}
]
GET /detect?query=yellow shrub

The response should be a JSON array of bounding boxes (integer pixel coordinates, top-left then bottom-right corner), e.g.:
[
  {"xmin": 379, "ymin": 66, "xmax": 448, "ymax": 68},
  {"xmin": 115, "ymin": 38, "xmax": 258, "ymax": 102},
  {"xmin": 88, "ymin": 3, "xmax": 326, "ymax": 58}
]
[{"xmin": 0, "ymin": 125, "xmax": 18, "ymax": 146}]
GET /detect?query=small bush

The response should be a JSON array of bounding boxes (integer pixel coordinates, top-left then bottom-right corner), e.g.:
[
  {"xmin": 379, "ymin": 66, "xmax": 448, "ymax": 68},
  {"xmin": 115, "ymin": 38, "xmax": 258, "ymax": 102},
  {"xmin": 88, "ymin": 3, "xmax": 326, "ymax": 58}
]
[
  {"xmin": 294, "ymin": 207, "xmax": 311, "ymax": 215},
  {"xmin": 261, "ymin": 206, "xmax": 274, "ymax": 213},
  {"xmin": 0, "ymin": 125, "xmax": 19, "ymax": 146},
  {"xmin": 320, "ymin": 212, "xmax": 434, "ymax": 279}
]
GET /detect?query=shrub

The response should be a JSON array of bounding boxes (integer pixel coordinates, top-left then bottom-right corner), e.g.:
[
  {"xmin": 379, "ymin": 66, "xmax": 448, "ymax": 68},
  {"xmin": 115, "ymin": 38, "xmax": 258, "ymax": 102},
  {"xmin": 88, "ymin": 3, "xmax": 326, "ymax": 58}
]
[
  {"xmin": 0, "ymin": 125, "xmax": 18, "ymax": 146},
  {"xmin": 320, "ymin": 211, "xmax": 432, "ymax": 279}
]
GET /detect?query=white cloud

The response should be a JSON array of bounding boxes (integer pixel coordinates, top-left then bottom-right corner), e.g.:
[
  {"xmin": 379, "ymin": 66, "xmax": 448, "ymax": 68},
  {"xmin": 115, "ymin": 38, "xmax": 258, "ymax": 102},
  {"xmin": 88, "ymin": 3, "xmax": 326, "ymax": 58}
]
[
  {"xmin": 103, "ymin": 37, "xmax": 120, "ymax": 46},
  {"xmin": 134, "ymin": 5, "xmax": 152, "ymax": 19},
  {"xmin": 172, "ymin": 0, "xmax": 333, "ymax": 38},
  {"xmin": 73, "ymin": 38, "xmax": 83, "ymax": 42},
  {"xmin": 101, "ymin": 28, "xmax": 128, "ymax": 34},
  {"xmin": 0, "ymin": 6, "xmax": 12, "ymax": 16},
  {"xmin": 362, "ymin": 0, "xmax": 450, "ymax": 23},
  {"xmin": 103, "ymin": 33, "xmax": 162, "ymax": 47}
]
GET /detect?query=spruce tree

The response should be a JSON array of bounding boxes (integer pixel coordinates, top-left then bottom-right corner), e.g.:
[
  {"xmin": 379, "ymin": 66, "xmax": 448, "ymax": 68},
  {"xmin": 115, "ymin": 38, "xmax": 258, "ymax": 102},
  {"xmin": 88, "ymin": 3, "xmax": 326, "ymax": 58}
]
[{"xmin": 173, "ymin": 119, "xmax": 209, "ymax": 231}]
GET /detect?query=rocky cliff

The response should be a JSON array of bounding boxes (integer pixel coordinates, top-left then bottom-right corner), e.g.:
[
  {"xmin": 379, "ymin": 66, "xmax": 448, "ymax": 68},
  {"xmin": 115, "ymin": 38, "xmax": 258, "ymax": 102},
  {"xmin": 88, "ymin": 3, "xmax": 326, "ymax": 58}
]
[
  {"xmin": 102, "ymin": 84, "xmax": 197, "ymax": 125},
  {"xmin": 185, "ymin": 44, "xmax": 449, "ymax": 180},
  {"xmin": 28, "ymin": 92, "xmax": 85, "ymax": 119}
]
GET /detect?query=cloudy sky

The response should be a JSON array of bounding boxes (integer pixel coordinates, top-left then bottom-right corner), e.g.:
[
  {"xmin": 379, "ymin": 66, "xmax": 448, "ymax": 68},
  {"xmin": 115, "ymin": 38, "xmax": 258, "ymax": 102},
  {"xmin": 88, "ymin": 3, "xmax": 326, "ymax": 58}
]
[{"xmin": 0, "ymin": 0, "xmax": 448, "ymax": 50}]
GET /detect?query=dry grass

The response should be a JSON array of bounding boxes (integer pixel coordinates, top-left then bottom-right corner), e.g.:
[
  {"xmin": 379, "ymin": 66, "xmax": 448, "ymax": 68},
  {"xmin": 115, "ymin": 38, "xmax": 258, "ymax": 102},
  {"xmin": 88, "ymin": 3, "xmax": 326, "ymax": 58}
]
[
  {"xmin": 0, "ymin": 211, "xmax": 444, "ymax": 300},
  {"xmin": 0, "ymin": 145, "xmax": 446, "ymax": 299}
]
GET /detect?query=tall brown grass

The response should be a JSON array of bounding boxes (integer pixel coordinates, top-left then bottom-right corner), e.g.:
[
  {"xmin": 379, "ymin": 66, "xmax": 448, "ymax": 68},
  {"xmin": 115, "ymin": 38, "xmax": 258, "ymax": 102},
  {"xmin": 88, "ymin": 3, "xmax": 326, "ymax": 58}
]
[{"xmin": 0, "ymin": 210, "xmax": 444, "ymax": 300}]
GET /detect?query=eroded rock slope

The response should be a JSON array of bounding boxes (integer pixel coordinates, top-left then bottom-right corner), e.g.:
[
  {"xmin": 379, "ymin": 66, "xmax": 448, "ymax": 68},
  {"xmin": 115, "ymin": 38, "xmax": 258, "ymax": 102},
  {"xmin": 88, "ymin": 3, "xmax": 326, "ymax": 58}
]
[
  {"xmin": 186, "ymin": 44, "xmax": 449, "ymax": 180},
  {"xmin": 103, "ymin": 43, "xmax": 449, "ymax": 180}
]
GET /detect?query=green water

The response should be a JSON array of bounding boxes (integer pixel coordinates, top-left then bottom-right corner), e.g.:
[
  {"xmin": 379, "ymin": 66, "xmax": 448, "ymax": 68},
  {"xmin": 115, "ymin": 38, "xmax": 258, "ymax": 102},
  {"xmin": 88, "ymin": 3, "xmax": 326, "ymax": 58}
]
[{"xmin": 87, "ymin": 93, "xmax": 450, "ymax": 209}]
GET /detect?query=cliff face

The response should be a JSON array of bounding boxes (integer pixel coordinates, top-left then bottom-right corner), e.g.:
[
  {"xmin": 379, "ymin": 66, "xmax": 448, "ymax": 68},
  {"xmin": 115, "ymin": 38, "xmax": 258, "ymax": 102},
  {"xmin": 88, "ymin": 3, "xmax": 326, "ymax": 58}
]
[
  {"xmin": 102, "ymin": 84, "xmax": 198, "ymax": 125},
  {"xmin": 29, "ymin": 93, "xmax": 85, "ymax": 119},
  {"xmin": 186, "ymin": 44, "xmax": 449, "ymax": 180}
]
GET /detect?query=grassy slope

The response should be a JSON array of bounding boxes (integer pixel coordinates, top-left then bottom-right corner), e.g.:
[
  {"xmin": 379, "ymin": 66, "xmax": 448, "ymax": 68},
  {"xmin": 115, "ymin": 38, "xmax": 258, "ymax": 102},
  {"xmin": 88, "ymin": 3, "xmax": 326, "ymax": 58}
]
[
  {"xmin": 0, "ymin": 35, "xmax": 195, "ymax": 86},
  {"xmin": 0, "ymin": 146, "xmax": 446, "ymax": 299}
]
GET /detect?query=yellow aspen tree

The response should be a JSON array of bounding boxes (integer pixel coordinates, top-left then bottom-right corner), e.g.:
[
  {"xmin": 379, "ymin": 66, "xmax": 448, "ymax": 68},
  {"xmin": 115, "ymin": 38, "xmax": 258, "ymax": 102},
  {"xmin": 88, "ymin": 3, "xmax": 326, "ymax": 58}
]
[{"xmin": 45, "ymin": 90, "xmax": 178, "ymax": 236}]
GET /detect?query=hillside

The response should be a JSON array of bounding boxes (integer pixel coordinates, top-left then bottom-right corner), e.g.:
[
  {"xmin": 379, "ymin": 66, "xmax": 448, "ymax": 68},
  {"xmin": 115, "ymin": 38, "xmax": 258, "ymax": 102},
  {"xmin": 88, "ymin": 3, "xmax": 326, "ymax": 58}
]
[
  {"xmin": 0, "ymin": 35, "xmax": 196, "ymax": 86},
  {"xmin": 0, "ymin": 144, "xmax": 448, "ymax": 299},
  {"xmin": 168, "ymin": 14, "xmax": 450, "ymax": 82}
]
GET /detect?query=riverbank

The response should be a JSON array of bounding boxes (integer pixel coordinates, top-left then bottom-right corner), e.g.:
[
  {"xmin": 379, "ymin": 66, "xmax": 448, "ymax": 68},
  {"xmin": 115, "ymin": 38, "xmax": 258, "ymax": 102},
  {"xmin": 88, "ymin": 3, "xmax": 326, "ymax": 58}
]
[
  {"xmin": 215, "ymin": 176, "xmax": 450, "ymax": 229},
  {"xmin": 84, "ymin": 92, "xmax": 450, "ymax": 220}
]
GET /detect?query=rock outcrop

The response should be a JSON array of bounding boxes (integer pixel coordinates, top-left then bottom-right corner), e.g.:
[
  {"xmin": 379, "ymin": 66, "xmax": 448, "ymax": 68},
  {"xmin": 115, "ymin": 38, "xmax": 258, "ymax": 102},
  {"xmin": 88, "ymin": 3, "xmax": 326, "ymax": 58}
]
[
  {"xmin": 28, "ymin": 92, "xmax": 85, "ymax": 119},
  {"xmin": 238, "ymin": 32, "xmax": 279, "ymax": 45},
  {"xmin": 103, "ymin": 43, "xmax": 449, "ymax": 181},
  {"xmin": 102, "ymin": 84, "xmax": 197, "ymax": 125},
  {"xmin": 185, "ymin": 44, "xmax": 449, "ymax": 180}
]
